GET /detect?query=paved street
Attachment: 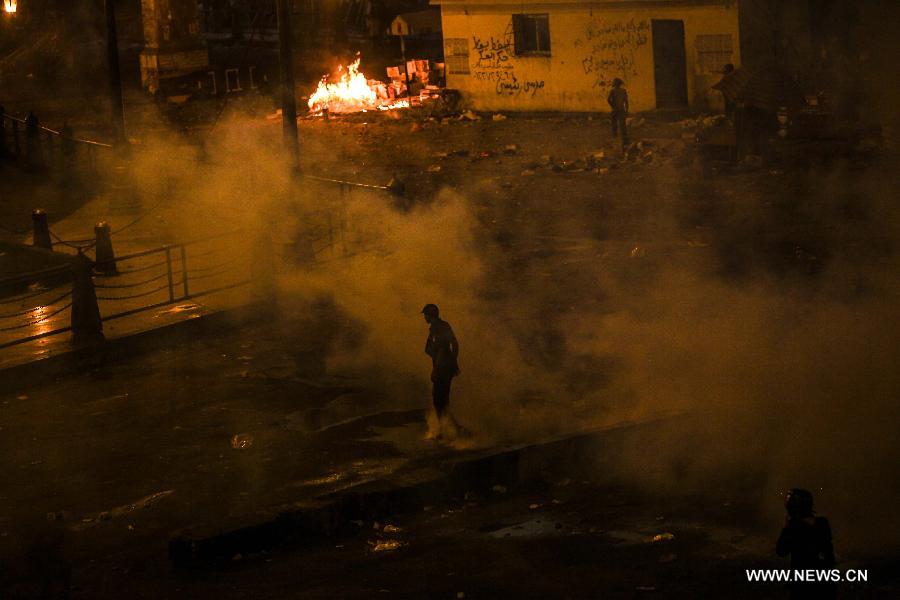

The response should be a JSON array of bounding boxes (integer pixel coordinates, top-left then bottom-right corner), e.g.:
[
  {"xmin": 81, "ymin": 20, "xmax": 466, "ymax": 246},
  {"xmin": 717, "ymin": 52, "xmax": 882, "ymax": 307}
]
[{"xmin": 1, "ymin": 111, "xmax": 898, "ymax": 598}]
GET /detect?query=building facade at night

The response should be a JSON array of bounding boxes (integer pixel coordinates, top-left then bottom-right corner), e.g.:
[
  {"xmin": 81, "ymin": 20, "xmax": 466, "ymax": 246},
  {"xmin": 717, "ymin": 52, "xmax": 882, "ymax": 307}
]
[
  {"xmin": 434, "ymin": 0, "xmax": 740, "ymax": 112},
  {"xmin": 139, "ymin": 0, "xmax": 210, "ymax": 95}
]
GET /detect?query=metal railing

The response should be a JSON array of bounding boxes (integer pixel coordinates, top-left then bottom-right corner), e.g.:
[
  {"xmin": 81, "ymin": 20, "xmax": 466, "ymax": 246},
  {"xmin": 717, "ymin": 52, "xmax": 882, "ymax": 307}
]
[
  {"xmin": 0, "ymin": 230, "xmax": 254, "ymax": 350},
  {"xmin": 0, "ymin": 109, "xmax": 112, "ymax": 172}
]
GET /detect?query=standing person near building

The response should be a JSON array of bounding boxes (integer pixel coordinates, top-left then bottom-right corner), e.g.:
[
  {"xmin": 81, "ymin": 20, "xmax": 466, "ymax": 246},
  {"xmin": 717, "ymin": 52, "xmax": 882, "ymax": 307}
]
[
  {"xmin": 422, "ymin": 304, "xmax": 461, "ymax": 440},
  {"xmin": 607, "ymin": 78, "xmax": 629, "ymax": 151},
  {"xmin": 718, "ymin": 63, "xmax": 736, "ymax": 118}
]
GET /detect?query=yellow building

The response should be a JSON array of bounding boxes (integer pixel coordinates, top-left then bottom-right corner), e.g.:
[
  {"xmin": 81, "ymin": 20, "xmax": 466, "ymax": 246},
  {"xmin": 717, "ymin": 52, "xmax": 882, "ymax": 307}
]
[{"xmin": 433, "ymin": 0, "xmax": 741, "ymax": 112}]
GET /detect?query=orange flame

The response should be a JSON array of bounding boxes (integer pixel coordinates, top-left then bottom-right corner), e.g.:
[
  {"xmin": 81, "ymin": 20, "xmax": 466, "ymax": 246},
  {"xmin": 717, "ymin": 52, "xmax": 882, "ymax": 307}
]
[
  {"xmin": 308, "ymin": 57, "xmax": 409, "ymax": 114},
  {"xmin": 4, "ymin": 0, "xmax": 17, "ymax": 14}
]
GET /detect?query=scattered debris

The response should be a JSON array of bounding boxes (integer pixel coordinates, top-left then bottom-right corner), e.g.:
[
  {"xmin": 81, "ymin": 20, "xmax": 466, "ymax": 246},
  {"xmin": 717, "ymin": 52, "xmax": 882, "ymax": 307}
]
[
  {"xmin": 382, "ymin": 524, "xmax": 403, "ymax": 533},
  {"xmin": 492, "ymin": 484, "xmax": 508, "ymax": 494},
  {"xmin": 650, "ymin": 532, "xmax": 675, "ymax": 543},
  {"xmin": 231, "ymin": 434, "xmax": 254, "ymax": 449},
  {"xmin": 370, "ymin": 539, "xmax": 407, "ymax": 552},
  {"xmin": 427, "ymin": 164, "xmax": 442, "ymax": 173},
  {"xmin": 630, "ymin": 245, "xmax": 647, "ymax": 259},
  {"xmin": 528, "ymin": 503, "xmax": 543, "ymax": 510},
  {"xmin": 492, "ymin": 113, "xmax": 507, "ymax": 121},
  {"xmin": 460, "ymin": 110, "xmax": 480, "ymax": 121},
  {"xmin": 16, "ymin": 395, "xmax": 28, "ymax": 401},
  {"xmin": 520, "ymin": 169, "xmax": 536, "ymax": 176},
  {"xmin": 504, "ymin": 144, "xmax": 518, "ymax": 155}
]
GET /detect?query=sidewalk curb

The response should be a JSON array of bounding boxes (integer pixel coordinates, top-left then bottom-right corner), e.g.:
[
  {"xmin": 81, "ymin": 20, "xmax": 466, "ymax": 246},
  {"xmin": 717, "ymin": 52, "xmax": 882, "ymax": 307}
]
[
  {"xmin": 169, "ymin": 415, "xmax": 685, "ymax": 567},
  {"xmin": 0, "ymin": 301, "xmax": 269, "ymax": 391}
]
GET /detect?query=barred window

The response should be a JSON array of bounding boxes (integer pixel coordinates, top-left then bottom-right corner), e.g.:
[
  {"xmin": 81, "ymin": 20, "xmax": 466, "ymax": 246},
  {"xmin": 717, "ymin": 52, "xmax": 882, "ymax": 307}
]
[
  {"xmin": 695, "ymin": 34, "xmax": 733, "ymax": 74},
  {"xmin": 512, "ymin": 14, "xmax": 551, "ymax": 56},
  {"xmin": 444, "ymin": 38, "xmax": 470, "ymax": 75}
]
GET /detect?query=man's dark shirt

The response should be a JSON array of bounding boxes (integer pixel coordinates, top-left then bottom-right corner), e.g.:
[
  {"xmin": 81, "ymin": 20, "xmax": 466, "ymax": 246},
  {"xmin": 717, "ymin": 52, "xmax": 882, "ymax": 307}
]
[
  {"xmin": 776, "ymin": 516, "xmax": 835, "ymax": 569},
  {"xmin": 424, "ymin": 319, "xmax": 459, "ymax": 381},
  {"xmin": 607, "ymin": 87, "xmax": 629, "ymax": 113}
]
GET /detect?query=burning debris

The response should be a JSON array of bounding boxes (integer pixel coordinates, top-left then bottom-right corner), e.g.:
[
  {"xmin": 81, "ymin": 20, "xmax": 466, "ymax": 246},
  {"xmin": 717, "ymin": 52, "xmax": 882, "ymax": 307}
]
[{"xmin": 308, "ymin": 57, "xmax": 409, "ymax": 115}]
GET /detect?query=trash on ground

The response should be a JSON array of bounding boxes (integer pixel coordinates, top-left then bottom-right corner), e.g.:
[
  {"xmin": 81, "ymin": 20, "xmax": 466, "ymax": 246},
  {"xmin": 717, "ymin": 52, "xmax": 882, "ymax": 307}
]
[
  {"xmin": 650, "ymin": 532, "xmax": 675, "ymax": 543},
  {"xmin": 382, "ymin": 524, "xmax": 403, "ymax": 533},
  {"xmin": 370, "ymin": 539, "xmax": 408, "ymax": 552},
  {"xmin": 492, "ymin": 484, "xmax": 507, "ymax": 494},
  {"xmin": 528, "ymin": 503, "xmax": 543, "ymax": 510},
  {"xmin": 427, "ymin": 164, "xmax": 442, "ymax": 173},
  {"xmin": 504, "ymin": 144, "xmax": 518, "ymax": 155},
  {"xmin": 231, "ymin": 434, "xmax": 254, "ymax": 449},
  {"xmin": 492, "ymin": 113, "xmax": 507, "ymax": 121}
]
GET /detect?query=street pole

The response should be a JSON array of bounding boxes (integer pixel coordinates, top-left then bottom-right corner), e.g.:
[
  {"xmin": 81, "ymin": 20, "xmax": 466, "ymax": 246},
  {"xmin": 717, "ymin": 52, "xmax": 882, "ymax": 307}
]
[
  {"xmin": 400, "ymin": 34, "xmax": 411, "ymax": 98},
  {"xmin": 276, "ymin": 0, "xmax": 299, "ymax": 170},
  {"xmin": 104, "ymin": 0, "xmax": 127, "ymax": 147}
]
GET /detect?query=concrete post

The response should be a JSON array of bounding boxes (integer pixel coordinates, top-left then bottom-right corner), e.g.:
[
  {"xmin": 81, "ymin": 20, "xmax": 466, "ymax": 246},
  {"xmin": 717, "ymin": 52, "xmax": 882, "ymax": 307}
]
[
  {"xmin": 93, "ymin": 221, "xmax": 118, "ymax": 274},
  {"xmin": 105, "ymin": 0, "xmax": 127, "ymax": 146},
  {"xmin": 276, "ymin": 0, "xmax": 300, "ymax": 169},
  {"xmin": 387, "ymin": 174, "xmax": 406, "ymax": 197},
  {"xmin": 31, "ymin": 209, "xmax": 52, "ymax": 249},
  {"xmin": 71, "ymin": 252, "xmax": 104, "ymax": 343}
]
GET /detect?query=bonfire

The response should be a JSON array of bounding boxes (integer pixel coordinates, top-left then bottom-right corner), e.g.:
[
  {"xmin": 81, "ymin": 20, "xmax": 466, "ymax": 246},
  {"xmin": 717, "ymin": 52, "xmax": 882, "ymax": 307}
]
[{"xmin": 308, "ymin": 57, "xmax": 409, "ymax": 114}]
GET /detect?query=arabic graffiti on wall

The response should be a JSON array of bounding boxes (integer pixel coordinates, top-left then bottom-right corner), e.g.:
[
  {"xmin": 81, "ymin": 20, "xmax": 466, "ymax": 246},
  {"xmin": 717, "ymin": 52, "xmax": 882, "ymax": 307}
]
[
  {"xmin": 470, "ymin": 22, "xmax": 546, "ymax": 98},
  {"xmin": 575, "ymin": 18, "xmax": 650, "ymax": 89}
]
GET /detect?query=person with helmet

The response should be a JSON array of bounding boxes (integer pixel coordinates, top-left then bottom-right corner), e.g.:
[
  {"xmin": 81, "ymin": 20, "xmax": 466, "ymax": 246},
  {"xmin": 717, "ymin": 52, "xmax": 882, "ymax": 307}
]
[
  {"xmin": 776, "ymin": 488, "xmax": 836, "ymax": 599},
  {"xmin": 421, "ymin": 303, "xmax": 460, "ymax": 439}
]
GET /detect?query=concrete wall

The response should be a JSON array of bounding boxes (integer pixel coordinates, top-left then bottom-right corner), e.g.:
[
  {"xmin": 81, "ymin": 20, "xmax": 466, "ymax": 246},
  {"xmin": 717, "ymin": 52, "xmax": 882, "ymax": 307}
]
[{"xmin": 438, "ymin": 1, "xmax": 740, "ymax": 112}]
